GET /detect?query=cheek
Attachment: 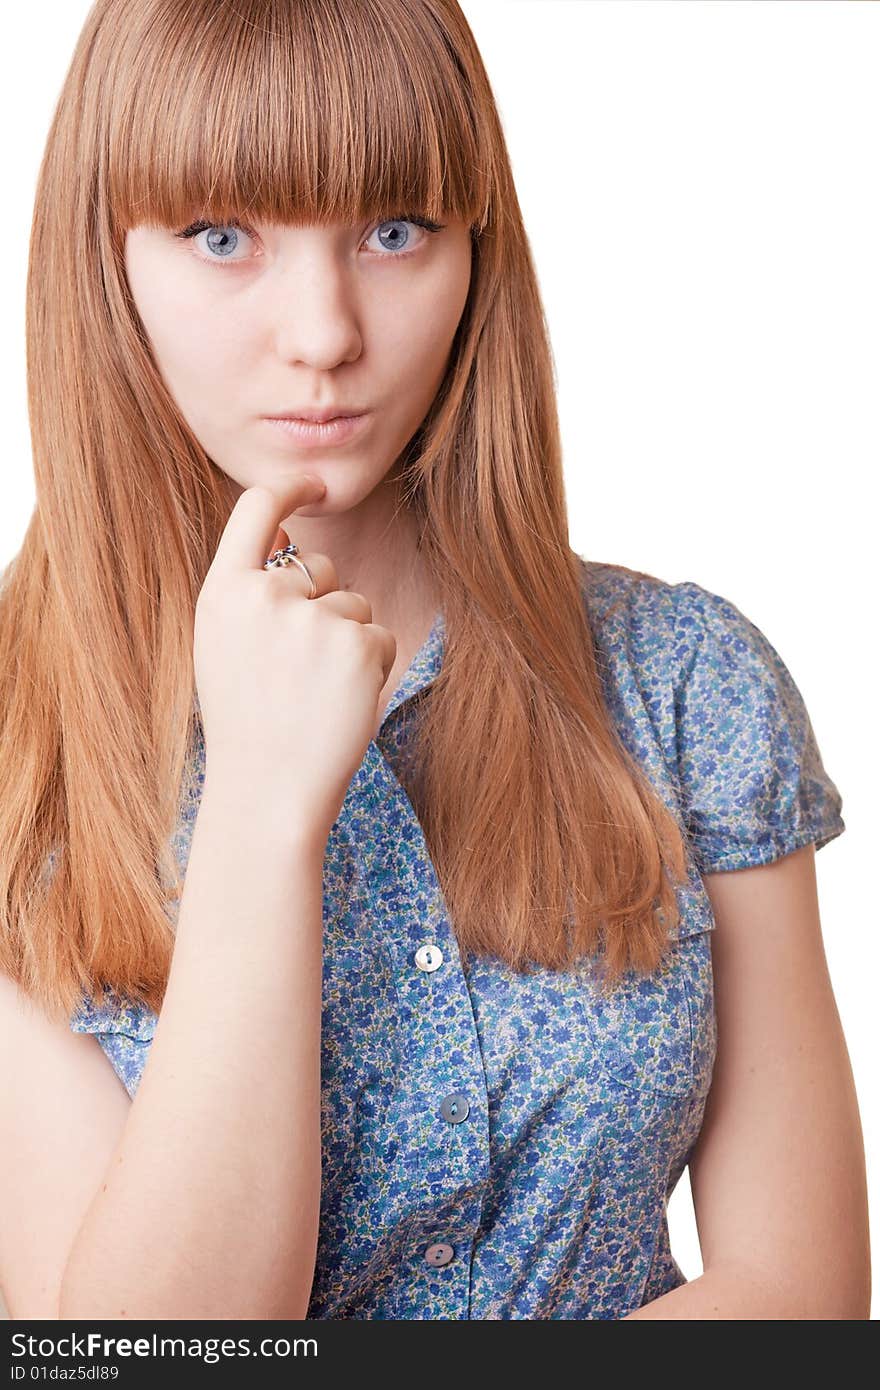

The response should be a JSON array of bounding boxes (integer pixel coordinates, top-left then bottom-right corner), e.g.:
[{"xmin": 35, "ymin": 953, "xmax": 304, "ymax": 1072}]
[
  {"xmin": 124, "ymin": 241, "xmax": 248, "ymax": 458},
  {"xmin": 126, "ymin": 260, "xmax": 235, "ymax": 394},
  {"xmin": 414, "ymin": 257, "xmax": 471, "ymax": 371},
  {"xmin": 378, "ymin": 267, "xmax": 469, "ymax": 387},
  {"xmin": 146, "ymin": 302, "xmax": 241, "ymax": 412}
]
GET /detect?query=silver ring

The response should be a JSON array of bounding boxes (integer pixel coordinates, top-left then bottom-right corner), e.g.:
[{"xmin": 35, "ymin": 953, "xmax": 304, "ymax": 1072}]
[{"xmin": 263, "ymin": 544, "xmax": 318, "ymax": 598}]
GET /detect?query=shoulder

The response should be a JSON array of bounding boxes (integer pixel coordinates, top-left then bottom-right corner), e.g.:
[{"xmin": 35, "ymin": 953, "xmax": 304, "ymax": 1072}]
[
  {"xmin": 574, "ymin": 556, "xmax": 846, "ymax": 872},
  {"xmin": 575, "ymin": 555, "xmax": 788, "ymax": 694},
  {"xmin": 575, "ymin": 555, "xmax": 710, "ymax": 694}
]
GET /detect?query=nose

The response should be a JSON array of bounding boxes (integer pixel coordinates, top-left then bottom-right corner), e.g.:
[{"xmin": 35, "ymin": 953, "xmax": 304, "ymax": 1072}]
[{"xmin": 266, "ymin": 247, "xmax": 363, "ymax": 369}]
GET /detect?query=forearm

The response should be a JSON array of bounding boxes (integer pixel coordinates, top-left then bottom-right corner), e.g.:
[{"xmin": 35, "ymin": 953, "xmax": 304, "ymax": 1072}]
[
  {"xmin": 59, "ymin": 776, "xmax": 326, "ymax": 1321},
  {"xmin": 622, "ymin": 1260, "xmax": 867, "ymax": 1319}
]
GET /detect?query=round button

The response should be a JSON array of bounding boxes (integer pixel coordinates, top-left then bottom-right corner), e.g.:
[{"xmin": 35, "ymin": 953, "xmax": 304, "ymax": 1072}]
[
  {"xmin": 414, "ymin": 943, "xmax": 444, "ymax": 973},
  {"xmin": 424, "ymin": 1241, "xmax": 455, "ymax": 1267},
  {"xmin": 440, "ymin": 1092, "xmax": 470, "ymax": 1124}
]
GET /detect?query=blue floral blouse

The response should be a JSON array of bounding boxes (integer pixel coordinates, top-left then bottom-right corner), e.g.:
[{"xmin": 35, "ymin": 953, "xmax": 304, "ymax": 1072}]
[{"xmin": 69, "ymin": 558, "xmax": 846, "ymax": 1319}]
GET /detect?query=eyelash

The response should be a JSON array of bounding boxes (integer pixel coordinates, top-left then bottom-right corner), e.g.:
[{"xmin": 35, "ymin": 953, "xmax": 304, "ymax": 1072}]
[{"xmin": 173, "ymin": 213, "xmax": 445, "ymax": 265}]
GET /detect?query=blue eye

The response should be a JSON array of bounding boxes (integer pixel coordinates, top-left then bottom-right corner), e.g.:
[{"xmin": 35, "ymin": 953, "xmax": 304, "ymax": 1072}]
[
  {"xmin": 364, "ymin": 215, "xmax": 445, "ymax": 256},
  {"xmin": 173, "ymin": 219, "xmax": 254, "ymax": 262},
  {"xmin": 173, "ymin": 213, "xmax": 445, "ymax": 265}
]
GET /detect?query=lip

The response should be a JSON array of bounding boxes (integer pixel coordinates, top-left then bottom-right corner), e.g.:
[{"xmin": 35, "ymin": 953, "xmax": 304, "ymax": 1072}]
[
  {"xmin": 266, "ymin": 406, "xmax": 368, "ymax": 422},
  {"xmin": 262, "ymin": 412, "xmax": 370, "ymax": 447}
]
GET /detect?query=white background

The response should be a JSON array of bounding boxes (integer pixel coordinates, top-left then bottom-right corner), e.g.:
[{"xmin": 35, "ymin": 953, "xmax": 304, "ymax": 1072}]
[{"xmin": 1, "ymin": 0, "xmax": 876, "ymax": 1319}]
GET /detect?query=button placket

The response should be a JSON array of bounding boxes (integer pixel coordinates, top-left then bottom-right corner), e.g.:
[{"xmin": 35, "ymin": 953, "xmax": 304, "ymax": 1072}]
[{"xmin": 348, "ymin": 742, "xmax": 489, "ymax": 1314}]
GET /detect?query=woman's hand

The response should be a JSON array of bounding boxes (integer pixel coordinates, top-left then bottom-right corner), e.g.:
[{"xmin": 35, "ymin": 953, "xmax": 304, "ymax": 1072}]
[{"xmin": 194, "ymin": 477, "xmax": 397, "ymax": 844}]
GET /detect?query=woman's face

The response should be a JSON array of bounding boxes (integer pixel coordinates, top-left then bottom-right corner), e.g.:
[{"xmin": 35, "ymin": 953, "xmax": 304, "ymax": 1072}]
[{"xmin": 124, "ymin": 213, "xmax": 473, "ymax": 513}]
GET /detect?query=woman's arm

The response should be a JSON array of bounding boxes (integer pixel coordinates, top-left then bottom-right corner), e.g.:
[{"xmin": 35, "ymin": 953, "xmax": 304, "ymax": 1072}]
[
  {"xmin": 624, "ymin": 844, "xmax": 870, "ymax": 1320},
  {"xmin": 59, "ymin": 774, "xmax": 327, "ymax": 1321}
]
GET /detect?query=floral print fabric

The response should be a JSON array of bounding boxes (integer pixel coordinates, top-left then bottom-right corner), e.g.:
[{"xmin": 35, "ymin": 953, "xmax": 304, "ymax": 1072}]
[{"xmin": 70, "ymin": 559, "xmax": 846, "ymax": 1318}]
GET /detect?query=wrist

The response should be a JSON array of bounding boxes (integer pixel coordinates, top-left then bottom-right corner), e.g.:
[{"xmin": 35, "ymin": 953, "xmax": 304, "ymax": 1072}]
[{"xmin": 197, "ymin": 770, "xmax": 330, "ymax": 864}]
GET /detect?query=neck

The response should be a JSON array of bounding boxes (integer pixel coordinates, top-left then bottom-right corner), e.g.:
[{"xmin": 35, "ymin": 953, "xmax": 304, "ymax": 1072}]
[{"xmin": 277, "ymin": 474, "xmax": 438, "ymax": 637}]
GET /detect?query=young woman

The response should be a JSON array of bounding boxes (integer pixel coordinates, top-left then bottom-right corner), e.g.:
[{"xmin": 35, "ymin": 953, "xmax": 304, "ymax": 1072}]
[{"xmin": 0, "ymin": 0, "xmax": 869, "ymax": 1321}]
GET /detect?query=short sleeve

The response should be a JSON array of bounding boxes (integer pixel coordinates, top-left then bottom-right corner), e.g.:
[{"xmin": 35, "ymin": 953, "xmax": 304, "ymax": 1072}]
[
  {"xmin": 70, "ymin": 986, "xmax": 157, "ymax": 1100},
  {"xmin": 674, "ymin": 582, "xmax": 846, "ymax": 873}
]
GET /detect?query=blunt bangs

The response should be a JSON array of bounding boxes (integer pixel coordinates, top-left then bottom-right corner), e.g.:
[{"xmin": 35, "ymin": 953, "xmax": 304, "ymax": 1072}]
[{"xmin": 99, "ymin": 0, "xmax": 490, "ymax": 236}]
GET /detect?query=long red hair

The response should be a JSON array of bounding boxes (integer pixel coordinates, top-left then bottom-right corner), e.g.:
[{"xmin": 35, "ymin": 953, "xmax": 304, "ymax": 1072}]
[{"xmin": 0, "ymin": 0, "xmax": 690, "ymax": 1022}]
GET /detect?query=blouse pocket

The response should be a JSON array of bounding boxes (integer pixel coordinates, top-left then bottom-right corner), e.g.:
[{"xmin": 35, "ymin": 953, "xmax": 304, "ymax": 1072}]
[{"xmin": 578, "ymin": 924, "xmax": 716, "ymax": 1101}]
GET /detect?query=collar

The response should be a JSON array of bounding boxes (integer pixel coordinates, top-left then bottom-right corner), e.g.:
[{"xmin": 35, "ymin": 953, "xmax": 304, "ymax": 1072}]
[{"xmin": 377, "ymin": 607, "xmax": 446, "ymax": 731}]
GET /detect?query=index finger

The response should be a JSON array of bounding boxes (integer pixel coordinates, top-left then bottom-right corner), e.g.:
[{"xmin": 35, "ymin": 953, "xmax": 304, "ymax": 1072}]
[{"xmin": 208, "ymin": 477, "xmax": 326, "ymax": 577}]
